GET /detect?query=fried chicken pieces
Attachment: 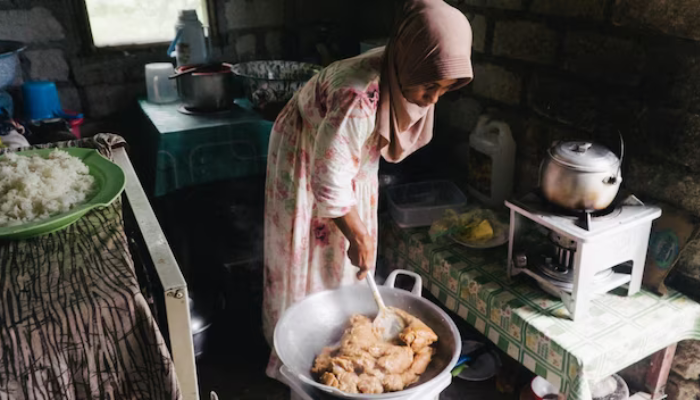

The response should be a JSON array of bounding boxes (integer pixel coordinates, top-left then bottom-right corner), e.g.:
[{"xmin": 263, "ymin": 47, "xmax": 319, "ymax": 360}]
[{"xmin": 311, "ymin": 308, "xmax": 438, "ymax": 394}]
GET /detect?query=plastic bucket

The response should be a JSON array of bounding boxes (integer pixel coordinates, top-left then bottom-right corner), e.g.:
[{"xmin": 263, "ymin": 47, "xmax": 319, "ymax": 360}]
[{"xmin": 22, "ymin": 81, "xmax": 63, "ymax": 120}]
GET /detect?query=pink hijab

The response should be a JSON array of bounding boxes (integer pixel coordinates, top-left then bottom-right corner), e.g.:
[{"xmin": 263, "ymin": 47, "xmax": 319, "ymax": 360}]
[{"xmin": 376, "ymin": 0, "xmax": 474, "ymax": 163}]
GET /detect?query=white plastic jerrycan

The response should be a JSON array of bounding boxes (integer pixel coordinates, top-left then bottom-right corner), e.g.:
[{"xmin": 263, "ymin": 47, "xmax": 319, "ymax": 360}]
[
  {"xmin": 167, "ymin": 9, "xmax": 210, "ymax": 67},
  {"xmin": 466, "ymin": 115, "xmax": 516, "ymax": 208}
]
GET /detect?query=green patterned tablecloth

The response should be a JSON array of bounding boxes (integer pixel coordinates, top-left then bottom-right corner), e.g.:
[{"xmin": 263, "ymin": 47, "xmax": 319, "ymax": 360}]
[{"xmin": 379, "ymin": 221, "xmax": 700, "ymax": 400}]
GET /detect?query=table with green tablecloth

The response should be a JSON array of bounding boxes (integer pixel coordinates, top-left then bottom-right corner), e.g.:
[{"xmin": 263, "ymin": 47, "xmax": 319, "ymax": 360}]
[
  {"xmin": 132, "ymin": 99, "xmax": 273, "ymax": 197},
  {"xmin": 379, "ymin": 221, "xmax": 700, "ymax": 400}
]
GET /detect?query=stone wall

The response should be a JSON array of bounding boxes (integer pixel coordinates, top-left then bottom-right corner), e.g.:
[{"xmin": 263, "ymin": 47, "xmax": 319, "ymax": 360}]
[
  {"xmin": 431, "ymin": 0, "xmax": 700, "ymax": 398},
  {"xmin": 0, "ymin": 0, "xmax": 386, "ymax": 119}
]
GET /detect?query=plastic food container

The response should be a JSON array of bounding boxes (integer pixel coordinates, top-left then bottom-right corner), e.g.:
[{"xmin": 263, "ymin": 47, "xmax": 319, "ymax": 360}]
[{"xmin": 386, "ymin": 180, "xmax": 468, "ymax": 228}]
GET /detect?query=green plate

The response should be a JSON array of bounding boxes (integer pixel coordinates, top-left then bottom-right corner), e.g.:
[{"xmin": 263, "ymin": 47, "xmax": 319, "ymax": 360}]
[{"xmin": 0, "ymin": 148, "xmax": 126, "ymax": 240}]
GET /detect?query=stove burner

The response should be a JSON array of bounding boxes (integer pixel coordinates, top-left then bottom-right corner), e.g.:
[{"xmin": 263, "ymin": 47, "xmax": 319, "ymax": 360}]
[
  {"xmin": 522, "ymin": 190, "xmax": 623, "ymax": 231},
  {"xmin": 549, "ymin": 232, "xmax": 576, "ymax": 268}
]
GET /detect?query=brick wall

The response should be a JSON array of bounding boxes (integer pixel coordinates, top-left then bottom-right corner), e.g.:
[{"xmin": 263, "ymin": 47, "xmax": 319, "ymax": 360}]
[
  {"xmin": 431, "ymin": 0, "xmax": 700, "ymax": 398},
  {"xmin": 0, "ymin": 0, "xmax": 384, "ymax": 119}
]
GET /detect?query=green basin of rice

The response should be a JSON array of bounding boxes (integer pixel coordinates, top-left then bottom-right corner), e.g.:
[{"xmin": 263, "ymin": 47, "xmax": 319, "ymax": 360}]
[{"xmin": 0, "ymin": 149, "xmax": 96, "ymax": 227}]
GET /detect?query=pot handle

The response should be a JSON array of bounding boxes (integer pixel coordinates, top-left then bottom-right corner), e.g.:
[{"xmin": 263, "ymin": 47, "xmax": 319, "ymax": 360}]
[
  {"xmin": 384, "ymin": 269, "xmax": 422, "ymax": 296},
  {"xmin": 617, "ymin": 131, "xmax": 624, "ymax": 178},
  {"xmin": 169, "ymin": 66, "xmax": 197, "ymax": 79},
  {"xmin": 153, "ymin": 75, "xmax": 161, "ymax": 103},
  {"xmin": 538, "ymin": 141, "xmax": 559, "ymax": 188}
]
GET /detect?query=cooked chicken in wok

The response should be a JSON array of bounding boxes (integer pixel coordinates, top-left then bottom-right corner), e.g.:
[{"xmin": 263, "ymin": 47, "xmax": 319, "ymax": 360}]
[{"xmin": 311, "ymin": 308, "xmax": 438, "ymax": 394}]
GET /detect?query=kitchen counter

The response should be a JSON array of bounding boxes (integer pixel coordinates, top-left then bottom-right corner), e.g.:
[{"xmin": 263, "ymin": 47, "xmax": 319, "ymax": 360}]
[
  {"xmin": 379, "ymin": 220, "xmax": 700, "ymax": 400},
  {"xmin": 131, "ymin": 99, "xmax": 273, "ymax": 197}
]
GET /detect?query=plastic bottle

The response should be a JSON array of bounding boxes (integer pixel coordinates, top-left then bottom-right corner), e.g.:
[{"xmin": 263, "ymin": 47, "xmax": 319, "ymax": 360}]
[
  {"xmin": 168, "ymin": 10, "xmax": 209, "ymax": 67},
  {"xmin": 466, "ymin": 115, "xmax": 516, "ymax": 208}
]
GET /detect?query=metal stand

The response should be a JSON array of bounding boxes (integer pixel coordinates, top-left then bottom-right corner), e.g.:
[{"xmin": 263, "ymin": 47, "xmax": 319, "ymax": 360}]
[
  {"xmin": 645, "ymin": 344, "xmax": 677, "ymax": 400},
  {"xmin": 114, "ymin": 147, "xmax": 199, "ymax": 400}
]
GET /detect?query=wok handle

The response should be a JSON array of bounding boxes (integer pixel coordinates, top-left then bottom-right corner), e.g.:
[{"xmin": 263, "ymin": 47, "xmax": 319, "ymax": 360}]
[{"xmin": 385, "ymin": 269, "xmax": 422, "ymax": 296}]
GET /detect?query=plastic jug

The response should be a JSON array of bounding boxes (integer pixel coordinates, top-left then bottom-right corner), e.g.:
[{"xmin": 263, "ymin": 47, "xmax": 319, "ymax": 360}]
[
  {"xmin": 466, "ymin": 115, "xmax": 516, "ymax": 208},
  {"xmin": 167, "ymin": 10, "xmax": 209, "ymax": 67}
]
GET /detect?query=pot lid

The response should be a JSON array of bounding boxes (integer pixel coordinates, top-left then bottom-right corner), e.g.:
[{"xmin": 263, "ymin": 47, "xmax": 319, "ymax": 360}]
[{"xmin": 549, "ymin": 141, "xmax": 619, "ymax": 172}]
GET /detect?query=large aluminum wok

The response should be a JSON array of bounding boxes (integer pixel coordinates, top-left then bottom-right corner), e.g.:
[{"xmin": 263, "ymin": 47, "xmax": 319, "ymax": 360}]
[{"xmin": 274, "ymin": 270, "xmax": 462, "ymax": 399}]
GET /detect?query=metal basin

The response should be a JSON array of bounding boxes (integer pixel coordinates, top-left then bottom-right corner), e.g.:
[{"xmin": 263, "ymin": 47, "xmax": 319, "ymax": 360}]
[
  {"xmin": 231, "ymin": 60, "xmax": 320, "ymax": 110},
  {"xmin": 274, "ymin": 270, "xmax": 461, "ymax": 399}
]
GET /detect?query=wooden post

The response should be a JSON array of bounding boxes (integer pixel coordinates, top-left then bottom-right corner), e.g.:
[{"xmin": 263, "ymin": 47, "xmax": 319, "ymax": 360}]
[{"xmin": 645, "ymin": 343, "xmax": 678, "ymax": 400}]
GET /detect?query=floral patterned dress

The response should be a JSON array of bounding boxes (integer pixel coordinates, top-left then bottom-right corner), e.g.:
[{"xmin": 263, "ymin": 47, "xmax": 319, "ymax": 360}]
[{"xmin": 263, "ymin": 49, "xmax": 383, "ymax": 376}]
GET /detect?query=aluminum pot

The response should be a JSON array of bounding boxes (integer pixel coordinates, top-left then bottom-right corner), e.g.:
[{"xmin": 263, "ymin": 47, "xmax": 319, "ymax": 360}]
[
  {"xmin": 0, "ymin": 41, "xmax": 25, "ymax": 90},
  {"xmin": 170, "ymin": 63, "xmax": 237, "ymax": 111},
  {"xmin": 539, "ymin": 139, "xmax": 623, "ymax": 211},
  {"xmin": 274, "ymin": 269, "xmax": 461, "ymax": 399}
]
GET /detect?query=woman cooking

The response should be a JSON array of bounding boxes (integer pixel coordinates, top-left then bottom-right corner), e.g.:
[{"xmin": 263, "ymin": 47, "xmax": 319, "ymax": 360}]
[{"xmin": 263, "ymin": 0, "xmax": 474, "ymax": 379}]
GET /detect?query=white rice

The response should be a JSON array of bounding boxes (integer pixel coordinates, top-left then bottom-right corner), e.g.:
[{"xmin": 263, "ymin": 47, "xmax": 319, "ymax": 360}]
[{"xmin": 0, "ymin": 149, "xmax": 95, "ymax": 227}]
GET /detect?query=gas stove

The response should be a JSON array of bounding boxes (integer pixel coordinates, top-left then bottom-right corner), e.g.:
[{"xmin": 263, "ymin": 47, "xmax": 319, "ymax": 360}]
[{"xmin": 506, "ymin": 192, "xmax": 661, "ymax": 320}]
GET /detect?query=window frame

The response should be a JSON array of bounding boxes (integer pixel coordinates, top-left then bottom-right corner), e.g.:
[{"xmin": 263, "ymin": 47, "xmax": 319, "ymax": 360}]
[{"xmin": 71, "ymin": 0, "xmax": 221, "ymax": 54}]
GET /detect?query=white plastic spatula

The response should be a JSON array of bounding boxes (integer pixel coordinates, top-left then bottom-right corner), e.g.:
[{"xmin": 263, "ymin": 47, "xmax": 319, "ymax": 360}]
[{"xmin": 365, "ymin": 273, "xmax": 407, "ymax": 341}]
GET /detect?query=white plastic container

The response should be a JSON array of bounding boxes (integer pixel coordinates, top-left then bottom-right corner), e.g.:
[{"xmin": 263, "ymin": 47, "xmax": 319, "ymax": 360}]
[
  {"xmin": 466, "ymin": 116, "xmax": 516, "ymax": 208},
  {"xmin": 168, "ymin": 10, "xmax": 209, "ymax": 67},
  {"xmin": 386, "ymin": 181, "xmax": 468, "ymax": 228},
  {"xmin": 144, "ymin": 63, "xmax": 178, "ymax": 104}
]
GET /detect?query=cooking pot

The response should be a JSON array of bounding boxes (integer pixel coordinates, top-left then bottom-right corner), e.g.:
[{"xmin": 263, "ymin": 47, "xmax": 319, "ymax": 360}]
[
  {"xmin": 539, "ymin": 138, "xmax": 623, "ymax": 211},
  {"xmin": 169, "ymin": 63, "xmax": 238, "ymax": 111},
  {"xmin": 0, "ymin": 41, "xmax": 25, "ymax": 90},
  {"xmin": 189, "ymin": 295, "xmax": 213, "ymax": 359},
  {"xmin": 274, "ymin": 269, "xmax": 461, "ymax": 399}
]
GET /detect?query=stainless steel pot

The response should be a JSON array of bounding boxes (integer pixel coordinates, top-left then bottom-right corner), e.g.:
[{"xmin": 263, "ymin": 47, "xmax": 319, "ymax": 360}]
[
  {"xmin": 189, "ymin": 295, "xmax": 213, "ymax": 359},
  {"xmin": 170, "ymin": 63, "xmax": 236, "ymax": 111},
  {"xmin": 274, "ymin": 270, "xmax": 461, "ymax": 399},
  {"xmin": 539, "ymin": 139, "xmax": 623, "ymax": 211}
]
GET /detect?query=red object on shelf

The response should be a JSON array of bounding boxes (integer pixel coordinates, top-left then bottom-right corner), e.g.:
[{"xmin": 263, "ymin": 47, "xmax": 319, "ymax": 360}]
[{"xmin": 63, "ymin": 110, "xmax": 83, "ymax": 138}]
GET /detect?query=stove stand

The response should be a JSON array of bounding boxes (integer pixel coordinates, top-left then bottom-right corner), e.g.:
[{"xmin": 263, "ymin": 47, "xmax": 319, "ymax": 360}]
[{"xmin": 506, "ymin": 194, "xmax": 661, "ymax": 320}]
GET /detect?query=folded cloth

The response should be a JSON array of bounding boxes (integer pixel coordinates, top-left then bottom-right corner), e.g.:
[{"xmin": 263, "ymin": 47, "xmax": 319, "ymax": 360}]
[{"xmin": 0, "ymin": 128, "xmax": 29, "ymax": 150}]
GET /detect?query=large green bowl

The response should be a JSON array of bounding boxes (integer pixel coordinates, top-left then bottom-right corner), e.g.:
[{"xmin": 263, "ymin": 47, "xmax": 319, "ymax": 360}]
[{"xmin": 0, "ymin": 148, "xmax": 126, "ymax": 240}]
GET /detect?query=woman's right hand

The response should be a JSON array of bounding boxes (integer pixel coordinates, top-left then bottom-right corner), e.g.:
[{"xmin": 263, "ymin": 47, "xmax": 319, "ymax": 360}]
[
  {"xmin": 333, "ymin": 207, "xmax": 375, "ymax": 280},
  {"xmin": 347, "ymin": 233, "xmax": 376, "ymax": 280}
]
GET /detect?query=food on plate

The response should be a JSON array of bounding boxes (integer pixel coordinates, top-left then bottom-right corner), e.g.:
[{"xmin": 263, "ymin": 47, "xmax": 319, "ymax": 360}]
[
  {"xmin": 0, "ymin": 150, "xmax": 95, "ymax": 227},
  {"xmin": 311, "ymin": 308, "xmax": 438, "ymax": 394},
  {"xmin": 455, "ymin": 218, "xmax": 494, "ymax": 242},
  {"xmin": 429, "ymin": 208, "xmax": 503, "ymax": 244}
]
